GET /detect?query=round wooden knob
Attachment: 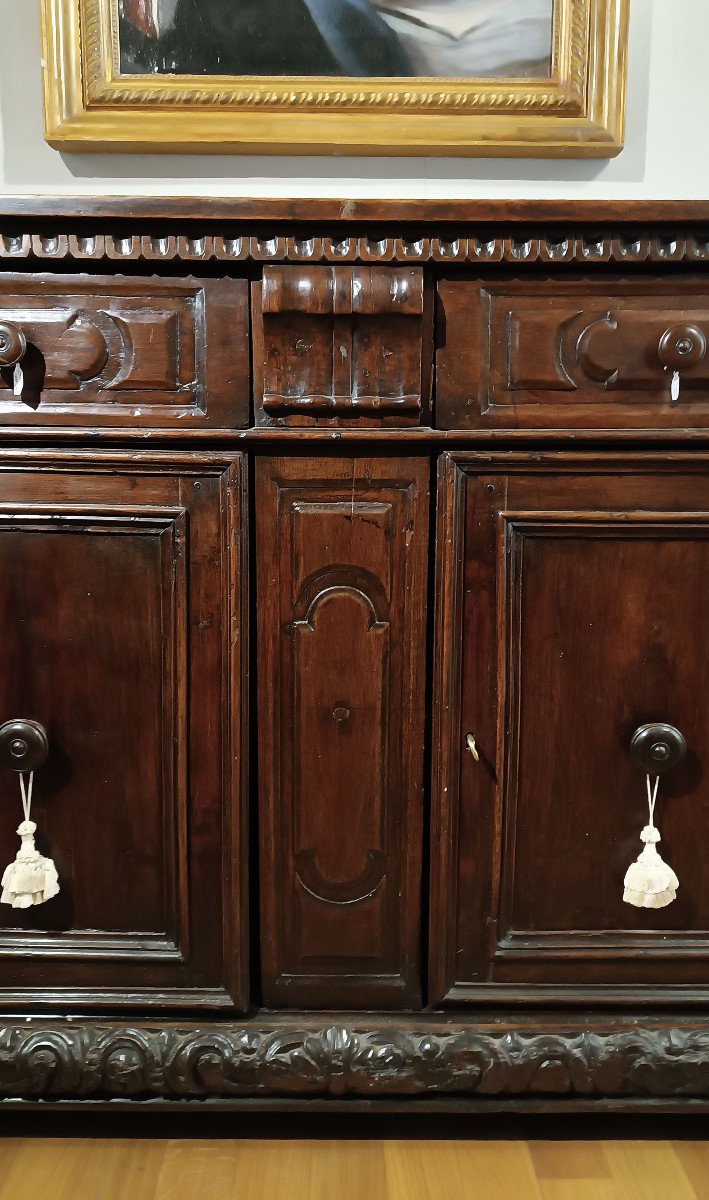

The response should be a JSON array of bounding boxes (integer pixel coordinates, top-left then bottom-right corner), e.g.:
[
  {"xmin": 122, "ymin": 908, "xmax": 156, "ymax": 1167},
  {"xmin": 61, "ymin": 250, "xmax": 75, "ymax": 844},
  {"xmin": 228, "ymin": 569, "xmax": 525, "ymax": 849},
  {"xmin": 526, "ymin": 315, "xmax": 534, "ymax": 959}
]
[
  {"xmin": 0, "ymin": 720, "xmax": 49, "ymax": 772},
  {"xmin": 0, "ymin": 322, "xmax": 27, "ymax": 368},
  {"xmin": 630, "ymin": 723, "xmax": 686, "ymax": 775},
  {"xmin": 658, "ymin": 324, "xmax": 706, "ymax": 371}
]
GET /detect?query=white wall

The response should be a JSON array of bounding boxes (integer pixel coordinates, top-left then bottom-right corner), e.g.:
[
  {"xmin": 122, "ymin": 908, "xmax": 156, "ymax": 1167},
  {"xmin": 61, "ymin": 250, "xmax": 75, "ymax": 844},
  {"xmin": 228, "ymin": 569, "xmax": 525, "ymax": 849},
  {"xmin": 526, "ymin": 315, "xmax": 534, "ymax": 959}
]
[{"xmin": 0, "ymin": 0, "xmax": 705, "ymax": 199}]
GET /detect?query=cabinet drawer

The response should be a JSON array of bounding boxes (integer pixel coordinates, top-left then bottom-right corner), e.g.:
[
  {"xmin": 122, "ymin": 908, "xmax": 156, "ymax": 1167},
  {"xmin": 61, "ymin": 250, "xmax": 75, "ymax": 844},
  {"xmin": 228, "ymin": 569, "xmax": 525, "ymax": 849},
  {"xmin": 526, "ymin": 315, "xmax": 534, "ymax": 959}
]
[
  {"xmin": 0, "ymin": 273, "xmax": 249, "ymax": 429},
  {"xmin": 0, "ymin": 453, "xmax": 247, "ymax": 1011},
  {"xmin": 437, "ymin": 278, "xmax": 709, "ymax": 430},
  {"xmin": 432, "ymin": 452, "xmax": 709, "ymax": 1006},
  {"xmin": 254, "ymin": 265, "xmax": 430, "ymax": 426}
]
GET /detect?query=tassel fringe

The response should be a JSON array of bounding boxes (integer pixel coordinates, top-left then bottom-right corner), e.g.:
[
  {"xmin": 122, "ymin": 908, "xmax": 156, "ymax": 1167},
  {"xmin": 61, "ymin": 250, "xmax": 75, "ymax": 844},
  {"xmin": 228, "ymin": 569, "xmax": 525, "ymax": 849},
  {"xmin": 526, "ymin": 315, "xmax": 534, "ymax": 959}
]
[{"xmin": 623, "ymin": 780, "xmax": 678, "ymax": 910}]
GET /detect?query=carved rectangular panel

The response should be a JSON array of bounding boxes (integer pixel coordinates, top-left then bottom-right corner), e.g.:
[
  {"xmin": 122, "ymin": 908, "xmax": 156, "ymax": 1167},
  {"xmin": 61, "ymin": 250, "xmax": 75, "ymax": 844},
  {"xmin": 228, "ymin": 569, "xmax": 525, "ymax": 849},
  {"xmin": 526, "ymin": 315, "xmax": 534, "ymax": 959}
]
[
  {"xmin": 255, "ymin": 265, "xmax": 428, "ymax": 426},
  {"xmin": 432, "ymin": 453, "xmax": 709, "ymax": 1007},
  {"xmin": 0, "ymin": 453, "xmax": 247, "ymax": 1011},
  {"xmin": 436, "ymin": 278, "xmax": 709, "ymax": 429},
  {"xmin": 0, "ymin": 273, "xmax": 249, "ymax": 428},
  {"xmin": 256, "ymin": 457, "xmax": 428, "ymax": 1008}
]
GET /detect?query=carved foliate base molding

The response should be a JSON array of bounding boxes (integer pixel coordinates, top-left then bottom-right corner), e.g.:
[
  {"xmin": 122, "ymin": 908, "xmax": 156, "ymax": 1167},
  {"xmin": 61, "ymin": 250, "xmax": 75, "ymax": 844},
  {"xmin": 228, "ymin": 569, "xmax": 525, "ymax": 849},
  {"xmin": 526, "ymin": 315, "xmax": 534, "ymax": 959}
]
[{"xmin": 1, "ymin": 1021, "xmax": 708, "ymax": 1103}]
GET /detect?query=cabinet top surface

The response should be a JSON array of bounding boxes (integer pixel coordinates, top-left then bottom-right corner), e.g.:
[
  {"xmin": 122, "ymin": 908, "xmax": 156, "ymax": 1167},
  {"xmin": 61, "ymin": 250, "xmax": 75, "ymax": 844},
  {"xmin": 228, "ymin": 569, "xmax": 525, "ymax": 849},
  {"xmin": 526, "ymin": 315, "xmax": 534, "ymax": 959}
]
[{"xmin": 1, "ymin": 197, "xmax": 709, "ymax": 224}]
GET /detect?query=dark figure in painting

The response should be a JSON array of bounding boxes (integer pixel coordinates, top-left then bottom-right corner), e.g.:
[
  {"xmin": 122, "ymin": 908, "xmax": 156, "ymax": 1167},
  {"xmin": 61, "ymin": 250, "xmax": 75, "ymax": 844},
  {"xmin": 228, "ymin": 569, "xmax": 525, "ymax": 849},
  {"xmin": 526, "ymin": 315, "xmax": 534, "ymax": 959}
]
[{"xmin": 119, "ymin": 0, "xmax": 553, "ymax": 79}]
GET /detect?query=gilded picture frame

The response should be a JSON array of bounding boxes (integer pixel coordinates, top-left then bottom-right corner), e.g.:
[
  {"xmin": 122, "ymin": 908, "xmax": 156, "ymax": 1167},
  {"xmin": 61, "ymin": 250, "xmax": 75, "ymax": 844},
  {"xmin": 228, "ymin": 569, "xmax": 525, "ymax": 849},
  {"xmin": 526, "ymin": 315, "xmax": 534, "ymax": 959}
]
[{"xmin": 40, "ymin": 0, "xmax": 629, "ymax": 157}]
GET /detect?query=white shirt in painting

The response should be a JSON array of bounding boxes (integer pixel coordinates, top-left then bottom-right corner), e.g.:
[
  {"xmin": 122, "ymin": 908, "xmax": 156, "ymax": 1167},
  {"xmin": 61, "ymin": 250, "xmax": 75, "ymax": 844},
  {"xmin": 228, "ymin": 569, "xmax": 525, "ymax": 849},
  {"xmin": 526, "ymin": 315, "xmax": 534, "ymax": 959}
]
[{"xmin": 371, "ymin": 0, "xmax": 553, "ymax": 77}]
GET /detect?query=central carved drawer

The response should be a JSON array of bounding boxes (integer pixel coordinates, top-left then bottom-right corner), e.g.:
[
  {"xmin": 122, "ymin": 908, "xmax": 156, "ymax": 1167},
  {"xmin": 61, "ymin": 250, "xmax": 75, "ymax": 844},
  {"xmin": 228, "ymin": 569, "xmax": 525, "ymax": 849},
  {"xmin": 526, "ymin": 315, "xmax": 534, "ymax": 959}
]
[
  {"xmin": 254, "ymin": 264, "xmax": 429, "ymax": 426},
  {"xmin": 0, "ymin": 273, "xmax": 249, "ymax": 429},
  {"xmin": 437, "ymin": 277, "xmax": 709, "ymax": 430}
]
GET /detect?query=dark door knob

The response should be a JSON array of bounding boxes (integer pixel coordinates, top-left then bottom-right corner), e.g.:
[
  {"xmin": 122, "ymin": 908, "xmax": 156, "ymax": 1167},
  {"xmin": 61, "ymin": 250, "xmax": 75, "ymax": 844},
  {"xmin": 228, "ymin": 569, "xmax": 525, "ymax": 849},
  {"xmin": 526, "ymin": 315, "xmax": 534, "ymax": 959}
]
[
  {"xmin": 0, "ymin": 322, "xmax": 27, "ymax": 368},
  {"xmin": 630, "ymin": 723, "xmax": 686, "ymax": 775},
  {"xmin": 0, "ymin": 720, "xmax": 49, "ymax": 772},
  {"xmin": 657, "ymin": 324, "xmax": 706, "ymax": 372}
]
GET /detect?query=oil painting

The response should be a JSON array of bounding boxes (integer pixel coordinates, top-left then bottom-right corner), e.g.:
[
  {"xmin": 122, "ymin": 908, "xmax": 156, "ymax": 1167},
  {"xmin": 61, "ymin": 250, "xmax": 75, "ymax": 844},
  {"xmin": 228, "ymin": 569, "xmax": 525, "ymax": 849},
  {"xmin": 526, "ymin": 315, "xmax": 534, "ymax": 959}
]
[
  {"xmin": 118, "ymin": 0, "xmax": 554, "ymax": 79},
  {"xmin": 40, "ymin": 0, "xmax": 629, "ymax": 155}
]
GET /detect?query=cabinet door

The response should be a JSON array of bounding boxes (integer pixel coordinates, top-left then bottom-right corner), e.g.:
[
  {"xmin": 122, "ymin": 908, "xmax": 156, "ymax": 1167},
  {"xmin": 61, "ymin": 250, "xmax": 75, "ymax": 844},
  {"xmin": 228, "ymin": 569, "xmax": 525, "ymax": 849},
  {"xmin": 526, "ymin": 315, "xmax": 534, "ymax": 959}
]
[
  {"xmin": 256, "ymin": 456, "xmax": 428, "ymax": 1008},
  {"xmin": 0, "ymin": 452, "xmax": 247, "ymax": 1011},
  {"xmin": 432, "ymin": 452, "xmax": 709, "ymax": 1006}
]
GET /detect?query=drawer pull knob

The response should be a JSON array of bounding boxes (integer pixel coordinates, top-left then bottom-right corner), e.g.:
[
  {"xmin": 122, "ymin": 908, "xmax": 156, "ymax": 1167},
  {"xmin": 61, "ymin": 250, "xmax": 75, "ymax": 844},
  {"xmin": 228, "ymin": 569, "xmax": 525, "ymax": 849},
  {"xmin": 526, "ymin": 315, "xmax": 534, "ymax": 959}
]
[
  {"xmin": 0, "ymin": 322, "xmax": 27, "ymax": 369},
  {"xmin": 0, "ymin": 720, "xmax": 48, "ymax": 773},
  {"xmin": 0, "ymin": 322, "xmax": 28, "ymax": 397},
  {"xmin": 0, "ymin": 720, "xmax": 59, "ymax": 910},
  {"xmin": 630, "ymin": 722, "xmax": 686, "ymax": 775},
  {"xmin": 465, "ymin": 733, "xmax": 480, "ymax": 762},
  {"xmin": 658, "ymin": 324, "xmax": 706, "ymax": 373}
]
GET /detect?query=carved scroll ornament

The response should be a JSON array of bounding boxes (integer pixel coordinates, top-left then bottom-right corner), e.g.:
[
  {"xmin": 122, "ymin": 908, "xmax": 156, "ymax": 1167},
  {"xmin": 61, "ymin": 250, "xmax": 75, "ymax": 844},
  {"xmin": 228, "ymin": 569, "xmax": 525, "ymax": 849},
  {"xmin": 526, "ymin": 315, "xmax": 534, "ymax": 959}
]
[{"xmin": 1, "ymin": 1023, "xmax": 708, "ymax": 1103}]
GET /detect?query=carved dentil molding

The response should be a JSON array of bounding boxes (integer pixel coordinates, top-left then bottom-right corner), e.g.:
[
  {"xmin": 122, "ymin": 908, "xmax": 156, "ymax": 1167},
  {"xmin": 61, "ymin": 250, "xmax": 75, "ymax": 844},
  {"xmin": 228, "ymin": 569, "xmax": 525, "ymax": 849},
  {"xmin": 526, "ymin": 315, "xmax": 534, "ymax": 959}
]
[
  {"xmin": 1, "ymin": 1022, "xmax": 708, "ymax": 1100},
  {"xmin": 0, "ymin": 230, "xmax": 707, "ymax": 267}
]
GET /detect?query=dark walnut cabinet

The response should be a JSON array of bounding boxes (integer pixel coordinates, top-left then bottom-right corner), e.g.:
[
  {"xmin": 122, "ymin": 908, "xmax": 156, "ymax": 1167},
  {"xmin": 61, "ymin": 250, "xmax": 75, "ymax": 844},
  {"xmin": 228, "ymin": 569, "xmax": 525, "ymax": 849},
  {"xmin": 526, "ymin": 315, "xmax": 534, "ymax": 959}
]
[{"xmin": 1, "ymin": 199, "xmax": 709, "ymax": 1110}]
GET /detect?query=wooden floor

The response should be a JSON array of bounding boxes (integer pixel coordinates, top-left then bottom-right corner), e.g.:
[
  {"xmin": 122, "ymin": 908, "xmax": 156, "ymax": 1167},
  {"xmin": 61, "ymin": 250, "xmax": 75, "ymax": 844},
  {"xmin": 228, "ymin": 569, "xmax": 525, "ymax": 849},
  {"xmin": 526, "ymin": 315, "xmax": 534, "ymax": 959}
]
[{"xmin": 1, "ymin": 1118, "xmax": 709, "ymax": 1200}]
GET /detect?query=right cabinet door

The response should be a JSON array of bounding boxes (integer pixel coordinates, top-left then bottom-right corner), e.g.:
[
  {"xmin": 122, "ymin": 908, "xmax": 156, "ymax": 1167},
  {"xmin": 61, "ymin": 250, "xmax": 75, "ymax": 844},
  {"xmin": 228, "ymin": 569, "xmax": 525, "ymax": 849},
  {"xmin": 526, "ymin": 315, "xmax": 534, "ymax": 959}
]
[{"xmin": 431, "ymin": 452, "xmax": 709, "ymax": 1007}]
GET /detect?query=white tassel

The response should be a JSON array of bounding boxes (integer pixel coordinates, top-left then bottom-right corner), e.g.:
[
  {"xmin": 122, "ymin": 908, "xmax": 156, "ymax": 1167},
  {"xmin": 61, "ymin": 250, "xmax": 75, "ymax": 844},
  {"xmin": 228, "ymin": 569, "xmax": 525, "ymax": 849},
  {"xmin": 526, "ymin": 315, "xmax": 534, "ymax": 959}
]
[
  {"xmin": 1, "ymin": 819, "xmax": 60, "ymax": 908},
  {"xmin": 1, "ymin": 773, "xmax": 59, "ymax": 909},
  {"xmin": 623, "ymin": 776, "xmax": 678, "ymax": 909}
]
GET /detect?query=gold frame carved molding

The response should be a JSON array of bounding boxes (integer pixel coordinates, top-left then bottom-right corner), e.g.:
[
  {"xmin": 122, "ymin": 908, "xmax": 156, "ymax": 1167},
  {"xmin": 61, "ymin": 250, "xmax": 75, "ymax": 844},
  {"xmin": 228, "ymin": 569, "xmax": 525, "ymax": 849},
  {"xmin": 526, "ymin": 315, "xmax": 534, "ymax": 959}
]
[{"xmin": 40, "ymin": 0, "xmax": 629, "ymax": 156}]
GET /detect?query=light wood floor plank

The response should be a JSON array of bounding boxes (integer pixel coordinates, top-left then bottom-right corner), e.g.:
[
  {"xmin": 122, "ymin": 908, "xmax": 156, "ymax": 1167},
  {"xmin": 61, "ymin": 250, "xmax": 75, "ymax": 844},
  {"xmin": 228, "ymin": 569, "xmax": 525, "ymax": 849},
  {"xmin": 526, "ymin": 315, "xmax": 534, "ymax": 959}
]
[
  {"xmin": 385, "ymin": 1138, "xmax": 544, "ymax": 1200},
  {"xmin": 0, "ymin": 1133, "xmax": 705, "ymax": 1200},
  {"xmin": 156, "ymin": 1137, "xmax": 386, "ymax": 1200},
  {"xmin": 0, "ymin": 1137, "xmax": 167, "ymax": 1200},
  {"xmin": 529, "ymin": 1140, "xmax": 613, "ymax": 1180},
  {"xmin": 672, "ymin": 1141, "xmax": 709, "ymax": 1200},
  {"xmin": 0, "ymin": 1140, "xmax": 25, "ymax": 1195},
  {"xmin": 602, "ymin": 1140, "xmax": 697, "ymax": 1200},
  {"xmin": 538, "ymin": 1181, "xmax": 622, "ymax": 1200}
]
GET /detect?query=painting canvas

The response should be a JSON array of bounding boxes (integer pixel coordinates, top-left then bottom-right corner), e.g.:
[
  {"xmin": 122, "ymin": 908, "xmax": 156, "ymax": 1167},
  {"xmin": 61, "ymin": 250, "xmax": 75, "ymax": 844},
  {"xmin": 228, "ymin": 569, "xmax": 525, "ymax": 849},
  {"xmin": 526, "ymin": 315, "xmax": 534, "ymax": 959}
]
[{"xmin": 117, "ymin": 0, "xmax": 554, "ymax": 79}]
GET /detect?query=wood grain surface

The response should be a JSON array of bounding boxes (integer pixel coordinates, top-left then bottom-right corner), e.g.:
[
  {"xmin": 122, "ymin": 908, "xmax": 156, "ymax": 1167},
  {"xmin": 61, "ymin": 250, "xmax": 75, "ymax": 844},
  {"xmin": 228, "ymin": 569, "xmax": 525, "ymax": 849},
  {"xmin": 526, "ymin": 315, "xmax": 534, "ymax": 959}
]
[
  {"xmin": 0, "ymin": 1131, "xmax": 706, "ymax": 1199},
  {"xmin": 256, "ymin": 456, "xmax": 429, "ymax": 1008}
]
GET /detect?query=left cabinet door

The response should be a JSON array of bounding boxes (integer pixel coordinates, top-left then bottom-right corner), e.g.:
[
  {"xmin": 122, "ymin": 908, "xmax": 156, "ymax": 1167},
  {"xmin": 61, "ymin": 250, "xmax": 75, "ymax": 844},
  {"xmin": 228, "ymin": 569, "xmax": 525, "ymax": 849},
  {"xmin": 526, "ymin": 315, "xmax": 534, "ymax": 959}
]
[{"xmin": 0, "ymin": 452, "xmax": 248, "ymax": 1012}]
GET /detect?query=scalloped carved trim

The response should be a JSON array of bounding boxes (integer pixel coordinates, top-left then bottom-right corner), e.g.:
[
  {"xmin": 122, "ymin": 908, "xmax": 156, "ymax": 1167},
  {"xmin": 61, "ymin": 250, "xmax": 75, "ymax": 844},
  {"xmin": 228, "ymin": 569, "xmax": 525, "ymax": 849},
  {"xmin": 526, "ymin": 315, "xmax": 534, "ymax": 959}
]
[
  {"xmin": 0, "ymin": 229, "xmax": 708, "ymax": 267},
  {"xmin": 1, "ymin": 1021, "xmax": 708, "ymax": 1101}
]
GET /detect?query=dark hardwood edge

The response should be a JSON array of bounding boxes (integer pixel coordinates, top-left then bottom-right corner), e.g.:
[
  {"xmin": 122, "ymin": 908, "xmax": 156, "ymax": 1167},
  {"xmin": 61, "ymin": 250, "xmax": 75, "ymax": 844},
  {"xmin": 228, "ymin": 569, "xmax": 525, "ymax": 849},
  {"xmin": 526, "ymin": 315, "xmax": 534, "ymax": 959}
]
[
  {"xmin": 6, "ymin": 428, "xmax": 709, "ymax": 446},
  {"xmin": 428, "ymin": 453, "xmax": 465, "ymax": 1003},
  {"xmin": 223, "ymin": 457, "xmax": 250, "ymax": 1010},
  {"xmin": 3, "ymin": 198, "xmax": 709, "ymax": 223},
  {"xmin": 0, "ymin": 991, "xmax": 237, "ymax": 1009},
  {"xmin": 5, "ymin": 1098, "xmax": 709, "ymax": 1114},
  {"xmin": 0, "ymin": 1018, "xmax": 708, "ymax": 1105}
]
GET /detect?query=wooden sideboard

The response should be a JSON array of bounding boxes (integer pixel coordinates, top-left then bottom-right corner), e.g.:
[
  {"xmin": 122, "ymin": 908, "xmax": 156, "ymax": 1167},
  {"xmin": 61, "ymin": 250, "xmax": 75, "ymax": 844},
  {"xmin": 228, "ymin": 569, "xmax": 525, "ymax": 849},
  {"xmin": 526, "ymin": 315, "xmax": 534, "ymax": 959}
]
[{"xmin": 0, "ymin": 198, "xmax": 708, "ymax": 1111}]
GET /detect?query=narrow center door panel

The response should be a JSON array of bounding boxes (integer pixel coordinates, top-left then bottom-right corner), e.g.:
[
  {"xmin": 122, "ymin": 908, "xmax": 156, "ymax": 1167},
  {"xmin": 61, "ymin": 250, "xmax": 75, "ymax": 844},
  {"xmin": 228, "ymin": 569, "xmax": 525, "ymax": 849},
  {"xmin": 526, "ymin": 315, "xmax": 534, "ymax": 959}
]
[{"xmin": 256, "ymin": 456, "xmax": 429, "ymax": 1009}]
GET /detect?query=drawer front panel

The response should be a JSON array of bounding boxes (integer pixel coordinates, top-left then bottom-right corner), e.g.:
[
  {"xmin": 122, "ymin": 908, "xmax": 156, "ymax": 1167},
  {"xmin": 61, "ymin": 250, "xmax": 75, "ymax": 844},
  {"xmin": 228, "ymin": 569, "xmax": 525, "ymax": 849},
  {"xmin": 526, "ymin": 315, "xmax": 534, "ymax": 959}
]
[
  {"xmin": 254, "ymin": 265, "xmax": 429, "ymax": 426},
  {"xmin": 0, "ymin": 455, "xmax": 247, "ymax": 1011},
  {"xmin": 437, "ymin": 278, "xmax": 709, "ymax": 429},
  {"xmin": 0, "ymin": 274, "xmax": 248, "ymax": 428},
  {"xmin": 256, "ymin": 456, "xmax": 428, "ymax": 1008},
  {"xmin": 431, "ymin": 453, "xmax": 709, "ymax": 1005}
]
